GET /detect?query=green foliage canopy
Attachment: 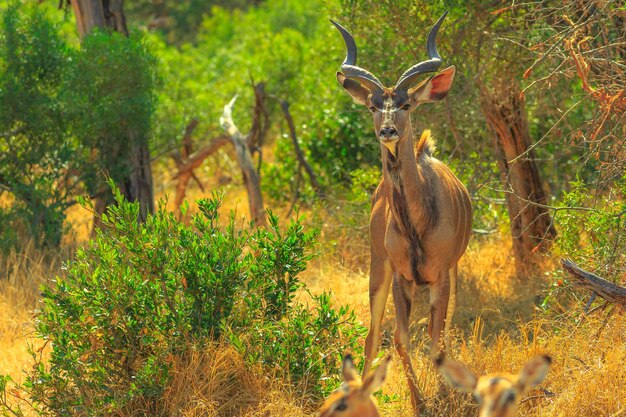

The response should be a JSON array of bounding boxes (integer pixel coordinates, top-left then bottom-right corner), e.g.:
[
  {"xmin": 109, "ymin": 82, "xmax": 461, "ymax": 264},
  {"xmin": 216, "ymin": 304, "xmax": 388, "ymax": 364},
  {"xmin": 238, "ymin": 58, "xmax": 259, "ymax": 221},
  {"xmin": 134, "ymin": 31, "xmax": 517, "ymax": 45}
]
[
  {"xmin": 0, "ymin": 3, "xmax": 158, "ymax": 249},
  {"xmin": 0, "ymin": 4, "xmax": 73, "ymax": 248}
]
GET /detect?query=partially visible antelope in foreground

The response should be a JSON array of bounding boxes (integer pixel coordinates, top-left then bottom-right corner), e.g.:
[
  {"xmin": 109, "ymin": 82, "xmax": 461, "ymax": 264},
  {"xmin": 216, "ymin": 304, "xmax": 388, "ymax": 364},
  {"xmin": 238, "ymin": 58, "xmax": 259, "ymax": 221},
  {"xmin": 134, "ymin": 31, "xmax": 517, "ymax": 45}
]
[
  {"xmin": 319, "ymin": 354, "xmax": 391, "ymax": 417},
  {"xmin": 331, "ymin": 12, "xmax": 472, "ymax": 411},
  {"xmin": 437, "ymin": 355, "xmax": 552, "ymax": 417}
]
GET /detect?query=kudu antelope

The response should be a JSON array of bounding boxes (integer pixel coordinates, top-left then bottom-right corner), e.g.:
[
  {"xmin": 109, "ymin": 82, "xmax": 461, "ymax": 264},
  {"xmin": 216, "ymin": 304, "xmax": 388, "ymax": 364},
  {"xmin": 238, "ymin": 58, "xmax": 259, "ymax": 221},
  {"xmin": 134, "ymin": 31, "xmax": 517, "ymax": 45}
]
[
  {"xmin": 332, "ymin": 12, "xmax": 472, "ymax": 410},
  {"xmin": 319, "ymin": 354, "xmax": 391, "ymax": 417},
  {"xmin": 437, "ymin": 355, "xmax": 552, "ymax": 417}
]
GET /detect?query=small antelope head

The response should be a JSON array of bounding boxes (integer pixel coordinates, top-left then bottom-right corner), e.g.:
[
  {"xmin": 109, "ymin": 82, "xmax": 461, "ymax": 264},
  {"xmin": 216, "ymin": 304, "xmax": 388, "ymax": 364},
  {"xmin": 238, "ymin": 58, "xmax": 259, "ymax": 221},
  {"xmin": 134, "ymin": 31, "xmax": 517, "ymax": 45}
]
[
  {"xmin": 436, "ymin": 355, "xmax": 552, "ymax": 417},
  {"xmin": 319, "ymin": 354, "xmax": 391, "ymax": 417},
  {"xmin": 331, "ymin": 13, "xmax": 455, "ymax": 157}
]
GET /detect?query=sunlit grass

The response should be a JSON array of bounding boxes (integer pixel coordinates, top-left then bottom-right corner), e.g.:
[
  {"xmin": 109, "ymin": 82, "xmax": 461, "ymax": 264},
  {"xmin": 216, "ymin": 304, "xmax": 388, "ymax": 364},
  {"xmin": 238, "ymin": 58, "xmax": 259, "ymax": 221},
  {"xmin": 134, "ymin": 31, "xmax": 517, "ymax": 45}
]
[{"xmin": 0, "ymin": 241, "xmax": 53, "ymax": 416}]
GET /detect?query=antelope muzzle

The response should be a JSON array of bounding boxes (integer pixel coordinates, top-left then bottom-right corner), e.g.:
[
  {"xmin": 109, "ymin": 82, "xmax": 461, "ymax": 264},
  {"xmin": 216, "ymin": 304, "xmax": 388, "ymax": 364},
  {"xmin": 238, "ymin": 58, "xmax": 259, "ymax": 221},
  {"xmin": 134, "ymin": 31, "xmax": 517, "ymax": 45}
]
[{"xmin": 379, "ymin": 126, "xmax": 398, "ymax": 140}]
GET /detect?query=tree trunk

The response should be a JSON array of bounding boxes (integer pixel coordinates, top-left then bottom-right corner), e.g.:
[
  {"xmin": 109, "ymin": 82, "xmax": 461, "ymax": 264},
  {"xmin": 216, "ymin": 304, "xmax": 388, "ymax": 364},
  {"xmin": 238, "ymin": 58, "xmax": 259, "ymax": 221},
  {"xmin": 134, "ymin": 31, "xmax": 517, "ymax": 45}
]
[
  {"xmin": 67, "ymin": 0, "xmax": 154, "ymax": 227},
  {"xmin": 127, "ymin": 139, "xmax": 154, "ymax": 222},
  {"xmin": 69, "ymin": 0, "xmax": 128, "ymax": 37},
  {"xmin": 480, "ymin": 81, "xmax": 557, "ymax": 275},
  {"xmin": 220, "ymin": 96, "xmax": 266, "ymax": 226}
]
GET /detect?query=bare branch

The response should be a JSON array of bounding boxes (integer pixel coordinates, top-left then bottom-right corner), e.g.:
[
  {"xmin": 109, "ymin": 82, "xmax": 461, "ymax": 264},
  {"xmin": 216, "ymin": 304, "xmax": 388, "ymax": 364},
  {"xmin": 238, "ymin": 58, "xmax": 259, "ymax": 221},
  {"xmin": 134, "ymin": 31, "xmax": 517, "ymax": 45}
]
[
  {"xmin": 561, "ymin": 258, "xmax": 626, "ymax": 307},
  {"xmin": 220, "ymin": 95, "xmax": 266, "ymax": 226},
  {"xmin": 171, "ymin": 136, "xmax": 230, "ymax": 181},
  {"xmin": 274, "ymin": 97, "xmax": 325, "ymax": 199}
]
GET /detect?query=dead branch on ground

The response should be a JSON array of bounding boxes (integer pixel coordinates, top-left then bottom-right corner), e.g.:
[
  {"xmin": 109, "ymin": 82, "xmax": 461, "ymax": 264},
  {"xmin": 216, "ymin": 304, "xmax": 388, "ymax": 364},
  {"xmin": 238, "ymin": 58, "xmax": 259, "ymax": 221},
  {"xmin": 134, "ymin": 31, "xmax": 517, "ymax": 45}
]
[{"xmin": 561, "ymin": 258, "xmax": 626, "ymax": 307}]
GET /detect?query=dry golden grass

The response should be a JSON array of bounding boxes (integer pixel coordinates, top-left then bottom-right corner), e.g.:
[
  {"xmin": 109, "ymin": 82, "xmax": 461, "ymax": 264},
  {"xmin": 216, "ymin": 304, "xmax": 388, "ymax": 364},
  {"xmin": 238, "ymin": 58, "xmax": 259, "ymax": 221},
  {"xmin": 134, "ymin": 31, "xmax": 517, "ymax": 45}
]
[
  {"xmin": 0, "ymin": 241, "xmax": 57, "ymax": 417},
  {"xmin": 0, "ymin": 241, "xmax": 55, "ymax": 385},
  {"xmin": 106, "ymin": 341, "xmax": 313, "ymax": 417},
  {"xmin": 1, "ymin": 179, "xmax": 625, "ymax": 417},
  {"xmin": 158, "ymin": 342, "xmax": 290, "ymax": 417}
]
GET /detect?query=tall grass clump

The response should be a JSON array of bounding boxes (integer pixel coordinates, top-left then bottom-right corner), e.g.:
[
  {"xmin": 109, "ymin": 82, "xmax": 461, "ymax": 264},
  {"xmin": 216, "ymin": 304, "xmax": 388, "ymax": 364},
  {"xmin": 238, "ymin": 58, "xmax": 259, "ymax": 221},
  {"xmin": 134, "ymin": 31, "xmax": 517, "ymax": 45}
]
[{"xmin": 0, "ymin": 184, "xmax": 365, "ymax": 416}]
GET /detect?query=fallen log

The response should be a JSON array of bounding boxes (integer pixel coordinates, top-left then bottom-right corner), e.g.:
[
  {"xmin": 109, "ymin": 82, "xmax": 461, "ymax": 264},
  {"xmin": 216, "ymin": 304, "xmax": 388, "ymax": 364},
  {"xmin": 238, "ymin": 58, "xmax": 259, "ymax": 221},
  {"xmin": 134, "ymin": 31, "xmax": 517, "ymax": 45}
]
[{"xmin": 561, "ymin": 258, "xmax": 626, "ymax": 307}]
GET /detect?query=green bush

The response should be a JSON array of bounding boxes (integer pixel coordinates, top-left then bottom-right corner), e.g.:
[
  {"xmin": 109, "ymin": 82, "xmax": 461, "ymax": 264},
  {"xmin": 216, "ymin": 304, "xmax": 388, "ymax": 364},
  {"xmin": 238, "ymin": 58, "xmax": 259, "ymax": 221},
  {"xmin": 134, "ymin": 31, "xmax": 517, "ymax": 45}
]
[
  {"xmin": 541, "ymin": 175, "xmax": 625, "ymax": 312},
  {"xmin": 64, "ymin": 29, "xmax": 158, "ymax": 207},
  {"xmin": 555, "ymin": 175, "xmax": 626, "ymax": 275},
  {"xmin": 306, "ymin": 101, "xmax": 380, "ymax": 185},
  {"xmin": 228, "ymin": 291, "xmax": 366, "ymax": 400},
  {"xmin": 0, "ymin": 3, "xmax": 72, "ymax": 249},
  {"xmin": 325, "ymin": 166, "xmax": 380, "ymax": 238},
  {"xmin": 0, "ymin": 186, "xmax": 364, "ymax": 416},
  {"xmin": 0, "ymin": 3, "xmax": 159, "ymax": 251}
]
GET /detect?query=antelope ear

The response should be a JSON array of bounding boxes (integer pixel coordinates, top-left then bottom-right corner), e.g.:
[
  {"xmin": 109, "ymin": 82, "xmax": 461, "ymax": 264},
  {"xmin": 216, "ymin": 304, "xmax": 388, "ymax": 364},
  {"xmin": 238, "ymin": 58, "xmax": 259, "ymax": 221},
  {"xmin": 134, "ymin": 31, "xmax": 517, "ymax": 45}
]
[
  {"xmin": 436, "ymin": 356, "xmax": 478, "ymax": 391},
  {"xmin": 337, "ymin": 72, "xmax": 371, "ymax": 106},
  {"xmin": 518, "ymin": 355, "xmax": 551, "ymax": 391},
  {"xmin": 361, "ymin": 354, "xmax": 391, "ymax": 396},
  {"xmin": 342, "ymin": 354, "xmax": 360, "ymax": 382},
  {"xmin": 408, "ymin": 66, "xmax": 455, "ymax": 105}
]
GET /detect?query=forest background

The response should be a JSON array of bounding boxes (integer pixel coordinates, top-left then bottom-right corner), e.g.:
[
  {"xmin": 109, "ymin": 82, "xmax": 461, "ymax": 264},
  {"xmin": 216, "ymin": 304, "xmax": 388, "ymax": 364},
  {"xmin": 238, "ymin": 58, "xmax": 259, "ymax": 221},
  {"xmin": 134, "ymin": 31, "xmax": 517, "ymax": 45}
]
[{"xmin": 0, "ymin": 0, "xmax": 624, "ymax": 416}]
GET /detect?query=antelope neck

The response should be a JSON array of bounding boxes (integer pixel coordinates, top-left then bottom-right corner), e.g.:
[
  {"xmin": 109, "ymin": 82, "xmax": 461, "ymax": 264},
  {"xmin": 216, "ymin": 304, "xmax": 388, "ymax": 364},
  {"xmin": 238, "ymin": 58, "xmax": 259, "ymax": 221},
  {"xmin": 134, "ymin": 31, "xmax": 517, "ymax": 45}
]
[
  {"xmin": 383, "ymin": 131, "xmax": 417, "ymax": 186},
  {"xmin": 382, "ymin": 128, "xmax": 430, "ymax": 285}
]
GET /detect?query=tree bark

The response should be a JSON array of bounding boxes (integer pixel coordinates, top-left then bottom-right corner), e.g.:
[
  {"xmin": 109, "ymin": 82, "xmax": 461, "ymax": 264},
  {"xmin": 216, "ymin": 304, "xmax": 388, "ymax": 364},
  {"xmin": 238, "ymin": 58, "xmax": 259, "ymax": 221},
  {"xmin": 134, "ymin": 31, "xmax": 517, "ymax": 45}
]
[
  {"xmin": 69, "ymin": 0, "xmax": 128, "ymax": 37},
  {"xmin": 127, "ymin": 137, "xmax": 154, "ymax": 222},
  {"xmin": 67, "ymin": 0, "xmax": 154, "ymax": 227},
  {"xmin": 220, "ymin": 96, "xmax": 266, "ymax": 226},
  {"xmin": 480, "ymin": 81, "xmax": 557, "ymax": 276}
]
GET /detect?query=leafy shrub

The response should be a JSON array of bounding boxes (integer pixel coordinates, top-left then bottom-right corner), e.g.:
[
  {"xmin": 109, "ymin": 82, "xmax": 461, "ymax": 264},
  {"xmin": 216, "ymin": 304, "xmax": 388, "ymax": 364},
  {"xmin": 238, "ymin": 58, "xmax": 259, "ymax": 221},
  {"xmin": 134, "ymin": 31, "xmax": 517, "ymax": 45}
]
[
  {"xmin": 306, "ymin": 101, "xmax": 380, "ymax": 185},
  {"xmin": 0, "ymin": 208, "xmax": 20, "ymax": 251},
  {"xmin": 555, "ymin": 175, "xmax": 626, "ymax": 277},
  {"xmin": 228, "ymin": 291, "xmax": 366, "ymax": 400},
  {"xmin": 0, "ymin": 4, "xmax": 159, "ymax": 250},
  {"xmin": 262, "ymin": 137, "xmax": 308, "ymax": 204},
  {"xmin": 0, "ymin": 3, "xmax": 73, "ymax": 249},
  {"xmin": 0, "ymin": 186, "xmax": 364, "ymax": 416},
  {"xmin": 324, "ymin": 166, "xmax": 380, "ymax": 238},
  {"xmin": 64, "ymin": 29, "xmax": 158, "ymax": 207},
  {"xmin": 541, "ymin": 175, "xmax": 625, "ymax": 311}
]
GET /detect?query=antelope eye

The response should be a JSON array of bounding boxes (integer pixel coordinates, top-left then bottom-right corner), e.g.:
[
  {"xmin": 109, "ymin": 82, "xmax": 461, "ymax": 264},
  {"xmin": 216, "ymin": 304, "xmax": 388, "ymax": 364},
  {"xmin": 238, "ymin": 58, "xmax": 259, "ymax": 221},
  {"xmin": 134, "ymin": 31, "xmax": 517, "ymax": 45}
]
[
  {"xmin": 369, "ymin": 106, "xmax": 377, "ymax": 112},
  {"xmin": 503, "ymin": 391, "xmax": 516, "ymax": 404},
  {"xmin": 335, "ymin": 401, "xmax": 348, "ymax": 411},
  {"xmin": 401, "ymin": 104, "xmax": 411, "ymax": 110}
]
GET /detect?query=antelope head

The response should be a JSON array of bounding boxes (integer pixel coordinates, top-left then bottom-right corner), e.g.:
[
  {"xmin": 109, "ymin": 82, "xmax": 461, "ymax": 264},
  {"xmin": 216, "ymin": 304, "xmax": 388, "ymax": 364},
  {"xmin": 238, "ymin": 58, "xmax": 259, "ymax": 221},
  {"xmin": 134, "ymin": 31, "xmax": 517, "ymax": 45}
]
[
  {"xmin": 319, "ymin": 354, "xmax": 391, "ymax": 417},
  {"xmin": 331, "ymin": 13, "xmax": 455, "ymax": 157},
  {"xmin": 436, "ymin": 355, "xmax": 552, "ymax": 417}
]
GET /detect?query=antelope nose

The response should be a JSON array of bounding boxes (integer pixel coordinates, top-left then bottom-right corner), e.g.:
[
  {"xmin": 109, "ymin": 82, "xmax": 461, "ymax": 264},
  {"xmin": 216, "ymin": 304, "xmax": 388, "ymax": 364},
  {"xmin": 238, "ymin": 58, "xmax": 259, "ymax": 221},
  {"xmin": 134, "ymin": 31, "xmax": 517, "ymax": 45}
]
[{"xmin": 379, "ymin": 127, "xmax": 397, "ymax": 139}]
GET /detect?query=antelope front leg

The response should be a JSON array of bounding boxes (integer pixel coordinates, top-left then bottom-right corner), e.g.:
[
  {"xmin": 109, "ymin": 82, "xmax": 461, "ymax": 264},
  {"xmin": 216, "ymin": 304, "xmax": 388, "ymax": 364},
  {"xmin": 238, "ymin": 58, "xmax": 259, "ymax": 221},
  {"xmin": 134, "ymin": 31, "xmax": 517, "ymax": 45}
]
[
  {"xmin": 392, "ymin": 275, "xmax": 424, "ymax": 413},
  {"xmin": 363, "ymin": 256, "xmax": 392, "ymax": 376},
  {"xmin": 428, "ymin": 271, "xmax": 450, "ymax": 360}
]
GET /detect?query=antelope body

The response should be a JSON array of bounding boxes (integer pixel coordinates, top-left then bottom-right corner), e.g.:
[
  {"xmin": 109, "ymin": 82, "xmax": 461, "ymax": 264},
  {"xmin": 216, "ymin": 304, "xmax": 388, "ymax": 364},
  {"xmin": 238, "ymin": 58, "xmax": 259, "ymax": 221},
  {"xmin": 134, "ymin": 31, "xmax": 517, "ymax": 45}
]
[
  {"xmin": 319, "ymin": 354, "xmax": 391, "ymax": 417},
  {"xmin": 332, "ymin": 12, "xmax": 472, "ymax": 411},
  {"xmin": 437, "ymin": 355, "xmax": 552, "ymax": 417}
]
